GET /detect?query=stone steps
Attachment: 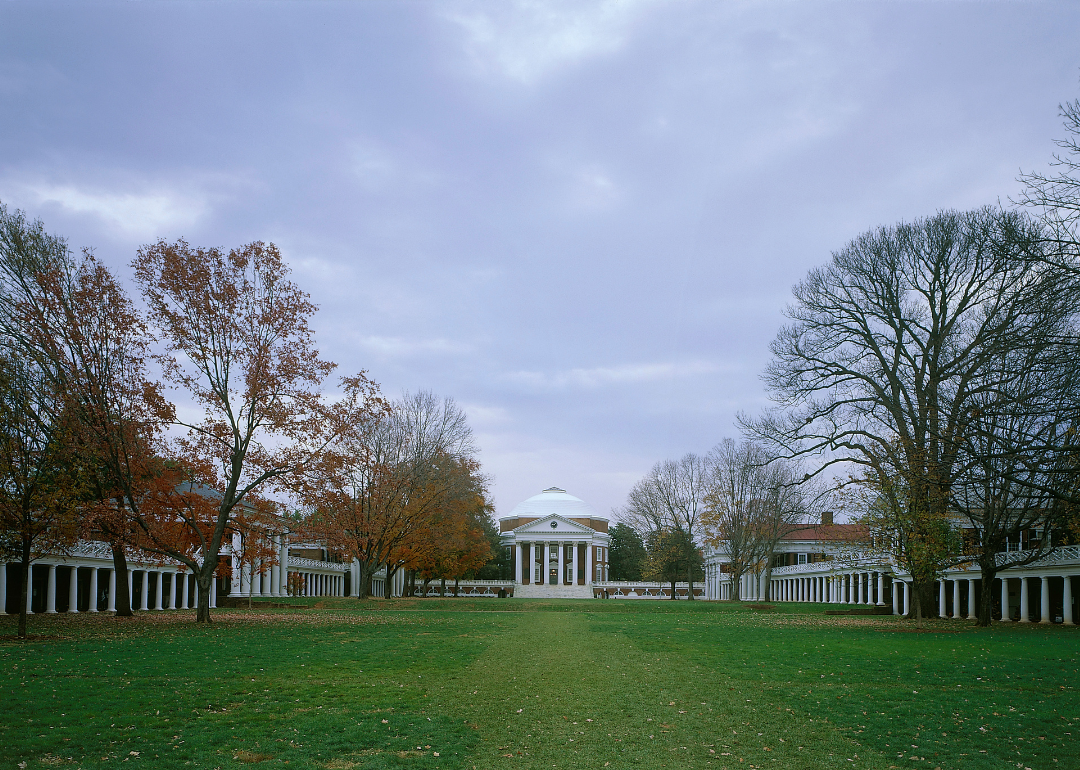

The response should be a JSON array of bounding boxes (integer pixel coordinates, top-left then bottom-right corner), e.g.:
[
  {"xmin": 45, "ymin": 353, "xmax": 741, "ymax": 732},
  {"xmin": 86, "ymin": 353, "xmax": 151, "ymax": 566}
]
[{"xmin": 513, "ymin": 583, "xmax": 593, "ymax": 599}]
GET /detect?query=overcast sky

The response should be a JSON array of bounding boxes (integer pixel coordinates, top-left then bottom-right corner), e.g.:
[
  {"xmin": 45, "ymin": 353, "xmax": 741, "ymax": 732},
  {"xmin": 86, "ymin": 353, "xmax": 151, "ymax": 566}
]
[{"xmin": 2, "ymin": 1, "xmax": 1079, "ymax": 518}]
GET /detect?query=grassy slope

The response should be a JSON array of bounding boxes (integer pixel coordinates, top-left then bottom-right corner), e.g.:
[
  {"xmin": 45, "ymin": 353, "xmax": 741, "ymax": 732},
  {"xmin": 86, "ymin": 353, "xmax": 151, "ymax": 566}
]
[{"xmin": 1, "ymin": 599, "xmax": 1076, "ymax": 770}]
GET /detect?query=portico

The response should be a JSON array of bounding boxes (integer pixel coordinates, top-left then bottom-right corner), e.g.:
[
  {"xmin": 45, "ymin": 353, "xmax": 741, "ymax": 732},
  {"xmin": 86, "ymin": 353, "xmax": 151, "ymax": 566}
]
[{"xmin": 499, "ymin": 488, "xmax": 610, "ymax": 596}]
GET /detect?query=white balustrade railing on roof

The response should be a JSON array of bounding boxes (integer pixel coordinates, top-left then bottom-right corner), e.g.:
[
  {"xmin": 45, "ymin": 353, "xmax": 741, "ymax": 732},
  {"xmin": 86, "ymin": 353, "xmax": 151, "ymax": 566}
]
[
  {"xmin": 738, "ymin": 545, "xmax": 1080, "ymax": 578},
  {"xmin": 593, "ymin": 581, "xmax": 699, "ymax": 589},
  {"xmin": 286, "ymin": 556, "xmax": 348, "ymax": 572},
  {"xmin": 768, "ymin": 559, "xmax": 888, "ymax": 576}
]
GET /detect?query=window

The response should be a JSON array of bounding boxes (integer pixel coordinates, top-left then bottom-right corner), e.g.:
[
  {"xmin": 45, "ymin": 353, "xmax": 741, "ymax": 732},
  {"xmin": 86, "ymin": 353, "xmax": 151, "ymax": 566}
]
[{"xmin": 797, "ymin": 553, "xmax": 807, "ymax": 565}]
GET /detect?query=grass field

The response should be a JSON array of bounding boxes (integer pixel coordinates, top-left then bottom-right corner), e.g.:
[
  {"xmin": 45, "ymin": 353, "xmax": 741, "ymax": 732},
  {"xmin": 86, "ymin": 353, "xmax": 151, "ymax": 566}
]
[{"xmin": 2, "ymin": 599, "xmax": 1077, "ymax": 770}]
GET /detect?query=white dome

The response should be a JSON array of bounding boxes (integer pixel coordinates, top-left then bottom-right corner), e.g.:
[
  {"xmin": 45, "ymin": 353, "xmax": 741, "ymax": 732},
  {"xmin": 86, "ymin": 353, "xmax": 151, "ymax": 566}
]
[{"xmin": 500, "ymin": 487, "xmax": 607, "ymax": 522}]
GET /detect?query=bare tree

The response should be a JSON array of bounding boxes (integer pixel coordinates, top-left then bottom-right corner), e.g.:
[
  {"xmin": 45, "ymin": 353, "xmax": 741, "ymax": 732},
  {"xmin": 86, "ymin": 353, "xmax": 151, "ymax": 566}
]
[
  {"xmin": 949, "ymin": 349, "xmax": 1080, "ymax": 625},
  {"xmin": 742, "ymin": 207, "xmax": 1077, "ymax": 622},
  {"xmin": 620, "ymin": 453, "xmax": 708, "ymax": 599},
  {"xmin": 700, "ymin": 439, "xmax": 810, "ymax": 601},
  {"xmin": 1017, "ymin": 96, "xmax": 1080, "ymax": 263}
]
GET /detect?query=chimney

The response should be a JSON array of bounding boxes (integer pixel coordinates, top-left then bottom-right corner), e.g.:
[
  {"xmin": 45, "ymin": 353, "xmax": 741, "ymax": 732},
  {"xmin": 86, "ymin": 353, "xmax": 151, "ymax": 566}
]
[{"xmin": 821, "ymin": 511, "xmax": 834, "ymax": 526}]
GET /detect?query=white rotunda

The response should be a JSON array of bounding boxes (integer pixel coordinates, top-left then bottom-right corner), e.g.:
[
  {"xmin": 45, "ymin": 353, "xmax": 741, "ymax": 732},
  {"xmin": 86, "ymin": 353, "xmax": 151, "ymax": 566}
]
[{"xmin": 499, "ymin": 487, "xmax": 610, "ymax": 596}]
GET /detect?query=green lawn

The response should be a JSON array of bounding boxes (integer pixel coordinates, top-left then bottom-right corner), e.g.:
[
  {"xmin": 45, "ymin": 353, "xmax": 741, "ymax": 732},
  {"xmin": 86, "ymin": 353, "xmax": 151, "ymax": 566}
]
[{"xmin": 1, "ymin": 599, "xmax": 1076, "ymax": 770}]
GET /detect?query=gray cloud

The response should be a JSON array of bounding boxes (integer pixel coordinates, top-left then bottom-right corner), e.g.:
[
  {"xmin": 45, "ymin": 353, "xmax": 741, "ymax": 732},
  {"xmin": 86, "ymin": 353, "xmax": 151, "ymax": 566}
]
[{"xmin": 1, "ymin": 0, "xmax": 1078, "ymax": 516}]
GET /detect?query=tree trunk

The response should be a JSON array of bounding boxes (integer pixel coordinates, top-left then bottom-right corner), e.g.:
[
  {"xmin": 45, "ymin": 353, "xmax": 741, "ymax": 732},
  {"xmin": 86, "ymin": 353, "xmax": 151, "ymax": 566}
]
[
  {"xmin": 111, "ymin": 546, "xmax": 133, "ymax": 617},
  {"xmin": 686, "ymin": 566, "xmax": 695, "ymax": 600},
  {"xmin": 195, "ymin": 560, "xmax": 215, "ymax": 623},
  {"xmin": 357, "ymin": 562, "xmax": 373, "ymax": 599},
  {"xmin": 453, "ymin": 577, "xmax": 459, "ymax": 597},
  {"xmin": 669, "ymin": 578, "xmax": 676, "ymax": 599},
  {"xmin": 18, "ymin": 556, "xmax": 30, "ymax": 639},
  {"xmin": 977, "ymin": 563, "xmax": 998, "ymax": 627},
  {"xmin": 440, "ymin": 578, "xmax": 446, "ymax": 597}
]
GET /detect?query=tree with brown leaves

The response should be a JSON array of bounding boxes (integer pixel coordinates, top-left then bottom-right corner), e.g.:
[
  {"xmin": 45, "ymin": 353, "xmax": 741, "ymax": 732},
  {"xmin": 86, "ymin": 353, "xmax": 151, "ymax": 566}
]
[
  {"xmin": 307, "ymin": 392, "xmax": 480, "ymax": 599},
  {"xmin": 133, "ymin": 239, "xmax": 383, "ymax": 622},
  {"xmin": 0, "ymin": 203, "xmax": 84, "ymax": 637}
]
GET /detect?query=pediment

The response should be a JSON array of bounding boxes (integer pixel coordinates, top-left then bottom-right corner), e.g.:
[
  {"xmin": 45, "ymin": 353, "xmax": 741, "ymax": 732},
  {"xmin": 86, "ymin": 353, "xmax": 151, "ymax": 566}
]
[{"xmin": 512, "ymin": 514, "xmax": 596, "ymax": 535}]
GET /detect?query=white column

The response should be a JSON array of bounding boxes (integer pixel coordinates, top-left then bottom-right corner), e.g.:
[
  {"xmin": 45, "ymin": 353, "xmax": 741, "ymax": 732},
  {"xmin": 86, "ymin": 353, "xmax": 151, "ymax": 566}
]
[
  {"xmin": 1039, "ymin": 576, "xmax": 1050, "ymax": 624},
  {"xmin": 26, "ymin": 566, "xmax": 34, "ymax": 614},
  {"xmin": 903, "ymin": 581, "xmax": 910, "ymax": 616},
  {"xmin": 127, "ymin": 570, "xmax": 133, "ymax": 609},
  {"xmin": 967, "ymin": 579, "xmax": 977, "ymax": 621},
  {"xmin": 516, "ymin": 543, "xmax": 524, "ymax": 585},
  {"xmin": 231, "ymin": 534, "xmax": 242, "ymax": 596},
  {"xmin": 46, "ymin": 565, "xmax": 58, "ymax": 613},
  {"xmin": 270, "ymin": 563, "xmax": 280, "ymax": 598},
  {"xmin": 107, "ymin": 569, "xmax": 116, "ymax": 612},
  {"xmin": 1019, "ymin": 577, "xmax": 1030, "ymax": 622},
  {"xmin": 88, "ymin": 568, "xmax": 99, "ymax": 612},
  {"xmin": 586, "ymin": 543, "xmax": 593, "ymax": 585},
  {"xmin": 140, "ymin": 570, "xmax": 149, "ymax": 611},
  {"xmin": 210, "ymin": 577, "xmax": 218, "ymax": 607},
  {"xmin": 557, "ymin": 541, "xmax": 565, "ymax": 585},
  {"xmin": 572, "ymin": 542, "xmax": 579, "ymax": 585},
  {"xmin": 169, "ymin": 571, "xmax": 178, "ymax": 610},
  {"xmin": 999, "ymin": 577, "xmax": 1010, "ymax": 622},
  {"xmin": 952, "ymin": 579, "xmax": 961, "ymax": 619},
  {"xmin": 279, "ymin": 540, "xmax": 289, "ymax": 595},
  {"xmin": 892, "ymin": 577, "xmax": 900, "ymax": 614},
  {"xmin": 0, "ymin": 562, "xmax": 6, "ymax": 614},
  {"xmin": 938, "ymin": 580, "xmax": 947, "ymax": 618},
  {"xmin": 67, "ymin": 565, "xmax": 78, "ymax": 613},
  {"xmin": 1063, "ymin": 576, "xmax": 1074, "ymax": 625},
  {"xmin": 154, "ymin": 570, "xmax": 163, "ymax": 610},
  {"xmin": 182, "ymin": 573, "xmax": 190, "ymax": 610}
]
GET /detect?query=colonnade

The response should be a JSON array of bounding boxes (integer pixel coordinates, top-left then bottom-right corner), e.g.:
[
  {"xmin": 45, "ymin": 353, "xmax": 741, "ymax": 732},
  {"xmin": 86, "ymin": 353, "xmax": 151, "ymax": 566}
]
[
  {"xmin": 0, "ymin": 563, "xmax": 217, "ymax": 615},
  {"xmin": 772, "ymin": 570, "xmax": 888, "ymax": 606},
  {"xmin": 514, "ymin": 541, "xmax": 600, "ymax": 585},
  {"xmin": 286, "ymin": 571, "xmax": 345, "ymax": 597},
  {"xmin": 765, "ymin": 569, "xmax": 1076, "ymax": 624}
]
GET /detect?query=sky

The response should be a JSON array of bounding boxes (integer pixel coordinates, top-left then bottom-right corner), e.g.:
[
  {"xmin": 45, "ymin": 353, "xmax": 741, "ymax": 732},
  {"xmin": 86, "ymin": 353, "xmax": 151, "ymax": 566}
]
[{"xmin": 2, "ymin": 0, "xmax": 1079, "ymax": 519}]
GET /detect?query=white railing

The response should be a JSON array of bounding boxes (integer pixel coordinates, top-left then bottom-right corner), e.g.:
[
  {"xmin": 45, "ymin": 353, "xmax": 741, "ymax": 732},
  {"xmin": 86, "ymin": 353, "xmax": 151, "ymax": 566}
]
[
  {"xmin": 594, "ymin": 581, "xmax": 695, "ymax": 588},
  {"xmin": 287, "ymin": 556, "xmax": 348, "ymax": 572},
  {"xmin": 594, "ymin": 581, "xmax": 705, "ymax": 598},
  {"xmin": 769, "ymin": 560, "xmax": 887, "ymax": 576},
  {"xmin": 996, "ymin": 545, "xmax": 1080, "ymax": 569},
  {"xmin": 409, "ymin": 580, "xmax": 515, "ymax": 597}
]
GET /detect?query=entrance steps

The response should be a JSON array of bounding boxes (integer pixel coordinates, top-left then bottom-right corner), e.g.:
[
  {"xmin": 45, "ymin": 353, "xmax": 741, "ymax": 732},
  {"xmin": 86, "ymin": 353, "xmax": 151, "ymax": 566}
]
[{"xmin": 513, "ymin": 583, "xmax": 593, "ymax": 599}]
